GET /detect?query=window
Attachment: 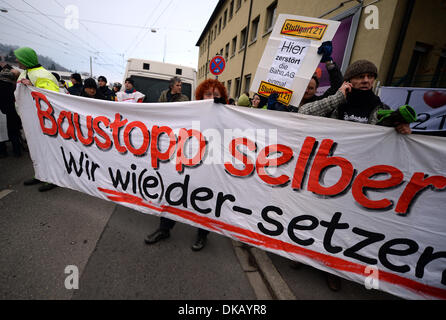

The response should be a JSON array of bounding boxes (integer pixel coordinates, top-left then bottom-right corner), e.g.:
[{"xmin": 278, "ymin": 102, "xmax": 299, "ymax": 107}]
[
  {"xmin": 250, "ymin": 16, "xmax": 260, "ymax": 43},
  {"xmin": 225, "ymin": 43, "xmax": 230, "ymax": 60},
  {"xmin": 229, "ymin": 1, "xmax": 234, "ymax": 20},
  {"xmin": 223, "ymin": 10, "xmax": 227, "ymax": 28},
  {"xmin": 227, "ymin": 80, "xmax": 232, "ymax": 97},
  {"xmin": 143, "ymin": 63, "xmax": 150, "ymax": 70},
  {"xmin": 218, "ymin": 18, "xmax": 222, "ymax": 34},
  {"xmin": 176, "ymin": 68, "xmax": 182, "ymax": 75},
  {"xmin": 244, "ymin": 74, "xmax": 251, "ymax": 93},
  {"xmin": 219, "ymin": 48, "xmax": 223, "ymax": 56},
  {"xmin": 405, "ymin": 42, "xmax": 432, "ymax": 86},
  {"xmin": 240, "ymin": 27, "xmax": 247, "ymax": 51},
  {"xmin": 235, "ymin": 77, "xmax": 241, "ymax": 99},
  {"xmin": 231, "ymin": 36, "xmax": 237, "ymax": 56},
  {"xmin": 432, "ymin": 50, "xmax": 446, "ymax": 87},
  {"xmin": 236, "ymin": 0, "xmax": 242, "ymax": 11},
  {"xmin": 214, "ymin": 25, "xmax": 217, "ymax": 40},
  {"xmin": 265, "ymin": 1, "xmax": 277, "ymax": 33}
]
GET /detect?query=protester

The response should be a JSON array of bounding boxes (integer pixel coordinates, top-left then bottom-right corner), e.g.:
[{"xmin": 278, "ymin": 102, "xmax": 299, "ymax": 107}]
[
  {"xmin": 300, "ymin": 41, "xmax": 343, "ymax": 107},
  {"xmin": 14, "ymin": 46, "xmax": 59, "ymax": 192},
  {"xmin": 237, "ymin": 93, "xmax": 251, "ymax": 107},
  {"xmin": 145, "ymin": 79, "xmax": 228, "ymax": 252},
  {"xmin": 51, "ymin": 72, "xmax": 69, "ymax": 94},
  {"xmin": 295, "ymin": 59, "xmax": 413, "ymax": 291},
  {"xmin": 97, "ymin": 75, "xmax": 115, "ymax": 101},
  {"xmin": 299, "ymin": 59, "xmax": 412, "ymax": 133},
  {"xmin": 251, "ymin": 93, "xmax": 261, "ymax": 108},
  {"xmin": 195, "ymin": 78, "xmax": 228, "ymax": 103},
  {"xmin": 112, "ymin": 82, "xmax": 122, "ymax": 96},
  {"xmin": 68, "ymin": 73, "xmax": 83, "ymax": 96},
  {"xmin": 0, "ymin": 65, "xmax": 22, "ymax": 157},
  {"xmin": 81, "ymin": 78, "xmax": 106, "ymax": 100},
  {"xmin": 158, "ymin": 76, "xmax": 189, "ymax": 102},
  {"xmin": 115, "ymin": 78, "xmax": 145, "ymax": 103}
]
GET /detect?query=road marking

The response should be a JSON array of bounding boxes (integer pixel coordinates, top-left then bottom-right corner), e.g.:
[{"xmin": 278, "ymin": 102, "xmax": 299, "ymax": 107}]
[{"xmin": 0, "ymin": 189, "xmax": 14, "ymax": 200}]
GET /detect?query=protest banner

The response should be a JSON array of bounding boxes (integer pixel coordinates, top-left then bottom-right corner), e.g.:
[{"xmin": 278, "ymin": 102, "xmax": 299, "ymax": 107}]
[
  {"xmin": 250, "ymin": 14, "xmax": 340, "ymax": 107},
  {"xmin": 379, "ymin": 86, "xmax": 446, "ymax": 133},
  {"xmin": 16, "ymin": 85, "xmax": 446, "ymax": 300}
]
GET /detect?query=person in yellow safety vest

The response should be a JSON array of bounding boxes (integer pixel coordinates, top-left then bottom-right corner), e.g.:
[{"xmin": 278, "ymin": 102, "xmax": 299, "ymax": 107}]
[
  {"xmin": 14, "ymin": 47, "xmax": 59, "ymax": 92},
  {"xmin": 14, "ymin": 46, "xmax": 59, "ymax": 192}
]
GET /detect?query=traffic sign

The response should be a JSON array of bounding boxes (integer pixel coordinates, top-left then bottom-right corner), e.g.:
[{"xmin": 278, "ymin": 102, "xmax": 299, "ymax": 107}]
[{"xmin": 209, "ymin": 55, "xmax": 225, "ymax": 76}]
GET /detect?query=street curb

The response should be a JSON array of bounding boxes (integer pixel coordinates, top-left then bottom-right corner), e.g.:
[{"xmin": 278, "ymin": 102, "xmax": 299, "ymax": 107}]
[
  {"xmin": 249, "ymin": 247, "xmax": 296, "ymax": 300},
  {"xmin": 232, "ymin": 240, "xmax": 296, "ymax": 300}
]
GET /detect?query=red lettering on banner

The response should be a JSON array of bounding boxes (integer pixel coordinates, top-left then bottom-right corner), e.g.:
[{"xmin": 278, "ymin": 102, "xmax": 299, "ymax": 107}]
[
  {"xmin": 31, "ymin": 91, "xmax": 58, "ymax": 136},
  {"xmin": 150, "ymin": 126, "xmax": 177, "ymax": 169},
  {"xmin": 224, "ymin": 137, "xmax": 256, "ymax": 177},
  {"xmin": 110, "ymin": 113, "xmax": 128, "ymax": 153},
  {"xmin": 73, "ymin": 113, "xmax": 94, "ymax": 146},
  {"xmin": 57, "ymin": 111, "xmax": 77, "ymax": 141},
  {"xmin": 395, "ymin": 173, "xmax": 446, "ymax": 215},
  {"xmin": 292, "ymin": 136, "xmax": 317, "ymax": 190},
  {"xmin": 352, "ymin": 165, "xmax": 404, "ymax": 209},
  {"xmin": 123, "ymin": 121, "xmax": 150, "ymax": 156},
  {"xmin": 307, "ymin": 139, "xmax": 354, "ymax": 195},
  {"xmin": 256, "ymin": 144, "xmax": 293, "ymax": 186},
  {"xmin": 93, "ymin": 116, "xmax": 112, "ymax": 150},
  {"xmin": 176, "ymin": 128, "xmax": 207, "ymax": 172}
]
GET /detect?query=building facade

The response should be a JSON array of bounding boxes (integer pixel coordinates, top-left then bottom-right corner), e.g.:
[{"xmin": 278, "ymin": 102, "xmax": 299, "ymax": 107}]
[{"xmin": 196, "ymin": 0, "xmax": 446, "ymax": 100}]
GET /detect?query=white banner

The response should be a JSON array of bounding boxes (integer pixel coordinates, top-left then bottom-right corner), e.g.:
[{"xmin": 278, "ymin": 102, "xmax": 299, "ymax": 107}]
[
  {"xmin": 379, "ymin": 86, "xmax": 446, "ymax": 133},
  {"xmin": 251, "ymin": 14, "xmax": 340, "ymax": 107},
  {"xmin": 16, "ymin": 85, "xmax": 446, "ymax": 300}
]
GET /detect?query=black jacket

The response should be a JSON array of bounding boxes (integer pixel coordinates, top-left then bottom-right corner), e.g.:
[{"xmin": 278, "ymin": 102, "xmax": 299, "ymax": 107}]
[
  {"xmin": 98, "ymin": 86, "xmax": 116, "ymax": 101},
  {"xmin": 68, "ymin": 83, "xmax": 83, "ymax": 96},
  {"xmin": 80, "ymin": 88, "xmax": 106, "ymax": 100},
  {"xmin": 0, "ymin": 80, "xmax": 16, "ymax": 115}
]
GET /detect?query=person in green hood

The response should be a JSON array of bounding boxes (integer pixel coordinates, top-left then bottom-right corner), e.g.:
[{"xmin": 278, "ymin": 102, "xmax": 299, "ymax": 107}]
[
  {"xmin": 14, "ymin": 47, "xmax": 59, "ymax": 92},
  {"xmin": 14, "ymin": 47, "xmax": 59, "ymax": 192},
  {"xmin": 237, "ymin": 93, "xmax": 251, "ymax": 107}
]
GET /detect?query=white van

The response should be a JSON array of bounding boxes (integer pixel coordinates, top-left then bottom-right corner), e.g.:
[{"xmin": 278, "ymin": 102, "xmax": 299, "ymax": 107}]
[{"xmin": 123, "ymin": 59, "xmax": 197, "ymax": 102}]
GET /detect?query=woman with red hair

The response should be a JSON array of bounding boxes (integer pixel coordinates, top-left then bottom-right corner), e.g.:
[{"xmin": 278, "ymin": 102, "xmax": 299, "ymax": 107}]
[{"xmin": 195, "ymin": 79, "xmax": 228, "ymax": 103}]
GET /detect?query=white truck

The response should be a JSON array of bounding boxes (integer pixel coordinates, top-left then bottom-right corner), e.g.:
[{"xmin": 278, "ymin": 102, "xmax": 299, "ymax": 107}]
[{"xmin": 123, "ymin": 58, "xmax": 197, "ymax": 102}]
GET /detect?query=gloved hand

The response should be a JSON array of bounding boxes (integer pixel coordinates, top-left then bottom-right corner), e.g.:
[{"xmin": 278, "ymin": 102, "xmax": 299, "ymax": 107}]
[
  {"xmin": 377, "ymin": 105, "xmax": 417, "ymax": 127},
  {"xmin": 318, "ymin": 41, "xmax": 333, "ymax": 63},
  {"xmin": 267, "ymin": 92, "xmax": 290, "ymax": 111},
  {"xmin": 267, "ymin": 93, "xmax": 279, "ymax": 110},
  {"xmin": 214, "ymin": 97, "xmax": 227, "ymax": 104}
]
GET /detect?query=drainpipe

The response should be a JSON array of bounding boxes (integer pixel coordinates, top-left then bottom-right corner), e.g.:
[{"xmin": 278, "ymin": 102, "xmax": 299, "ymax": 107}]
[
  {"xmin": 238, "ymin": 0, "xmax": 254, "ymax": 96},
  {"xmin": 384, "ymin": 0, "xmax": 415, "ymax": 86}
]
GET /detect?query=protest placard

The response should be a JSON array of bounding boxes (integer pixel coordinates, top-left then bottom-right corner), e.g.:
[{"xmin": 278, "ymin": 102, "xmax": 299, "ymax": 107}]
[{"xmin": 251, "ymin": 14, "xmax": 340, "ymax": 107}]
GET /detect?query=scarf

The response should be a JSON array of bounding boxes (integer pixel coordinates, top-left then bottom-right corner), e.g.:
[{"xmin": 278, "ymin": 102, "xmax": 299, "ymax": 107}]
[{"xmin": 338, "ymin": 89, "xmax": 382, "ymax": 123}]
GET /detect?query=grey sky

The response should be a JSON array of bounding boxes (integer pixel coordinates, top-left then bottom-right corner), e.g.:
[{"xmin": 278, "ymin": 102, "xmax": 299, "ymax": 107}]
[{"xmin": 0, "ymin": 0, "xmax": 219, "ymax": 83}]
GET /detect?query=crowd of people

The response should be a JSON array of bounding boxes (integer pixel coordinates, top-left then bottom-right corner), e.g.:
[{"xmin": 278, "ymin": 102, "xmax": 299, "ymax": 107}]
[{"xmin": 1, "ymin": 44, "xmax": 417, "ymax": 292}]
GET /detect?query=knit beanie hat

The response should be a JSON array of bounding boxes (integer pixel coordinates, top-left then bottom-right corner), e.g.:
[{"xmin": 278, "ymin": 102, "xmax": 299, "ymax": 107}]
[
  {"xmin": 344, "ymin": 60, "xmax": 378, "ymax": 81},
  {"xmin": 237, "ymin": 94, "xmax": 251, "ymax": 107},
  {"xmin": 83, "ymin": 78, "xmax": 97, "ymax": 89},
  {"xmin": 14, "ymin": 47, "xmax": 39, "ymax": 68}
]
